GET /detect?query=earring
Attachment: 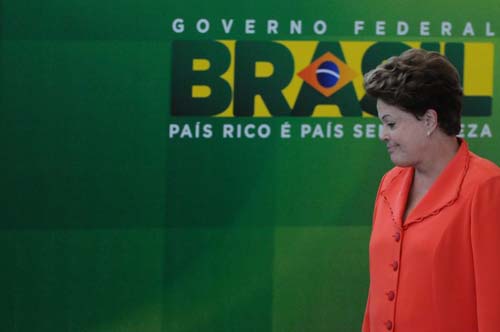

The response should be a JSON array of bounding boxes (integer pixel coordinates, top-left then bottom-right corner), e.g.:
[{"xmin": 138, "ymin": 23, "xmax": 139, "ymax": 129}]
[{"xmin": 426, "ymin": 131, "xmax": 431, "ymax": 136}]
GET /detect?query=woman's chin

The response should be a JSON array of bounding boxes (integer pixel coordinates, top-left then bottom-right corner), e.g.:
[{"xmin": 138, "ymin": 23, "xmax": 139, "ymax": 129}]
[{"xmin": 390, "ymin": 155, "xmax": 413, "ymax": 167}]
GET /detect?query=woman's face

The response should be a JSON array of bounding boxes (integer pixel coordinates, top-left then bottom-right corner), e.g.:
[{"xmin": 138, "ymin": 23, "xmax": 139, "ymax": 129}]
[{"xmin": 377, "ymin": 99, "xmax": 429, "ymax": 167}]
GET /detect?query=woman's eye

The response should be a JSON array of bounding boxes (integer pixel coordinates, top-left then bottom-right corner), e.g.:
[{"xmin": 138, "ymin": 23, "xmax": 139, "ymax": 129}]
[{"xmin": 387, "ymin": 123, "xmax": 395, "ymax": 129}]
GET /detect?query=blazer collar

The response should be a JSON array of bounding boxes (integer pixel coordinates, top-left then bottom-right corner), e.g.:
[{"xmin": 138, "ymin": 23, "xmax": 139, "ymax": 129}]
[{"xmin": 381, "ymin": 139, "xmax": 470, "ymax": 229}]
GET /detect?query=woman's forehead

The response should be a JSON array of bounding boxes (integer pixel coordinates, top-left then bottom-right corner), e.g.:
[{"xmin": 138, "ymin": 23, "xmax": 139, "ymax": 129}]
[{"xmin": 377, "ymin": 100, "xmax": 403, "ymax": 118}]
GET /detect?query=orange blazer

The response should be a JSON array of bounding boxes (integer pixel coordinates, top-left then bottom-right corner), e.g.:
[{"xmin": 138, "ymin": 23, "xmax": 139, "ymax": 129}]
[{"xmin": 362, "ymin": 140, "xmax": 500, "ymax": 332}]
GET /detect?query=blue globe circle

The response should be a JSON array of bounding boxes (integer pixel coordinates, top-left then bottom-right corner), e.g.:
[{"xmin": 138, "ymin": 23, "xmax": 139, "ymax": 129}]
[{"xmin": 316, "ymin": 61, "xmax": 340, "ymax": 88}]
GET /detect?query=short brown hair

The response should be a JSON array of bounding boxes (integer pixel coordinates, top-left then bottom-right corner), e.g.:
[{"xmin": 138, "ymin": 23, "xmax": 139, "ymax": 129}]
[{"xmin": 364, "ymin": 48, "xmax": 463, "ymax": 136}]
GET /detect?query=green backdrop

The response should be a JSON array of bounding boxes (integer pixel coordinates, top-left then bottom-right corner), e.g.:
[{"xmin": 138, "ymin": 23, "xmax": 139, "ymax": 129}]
[{"xmin": 1, "ymin": 1, "xmax": 499, "ymax": 331}]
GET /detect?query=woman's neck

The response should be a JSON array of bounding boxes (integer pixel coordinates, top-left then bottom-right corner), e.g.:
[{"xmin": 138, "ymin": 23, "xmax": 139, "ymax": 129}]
[{"xmin": 413, "ymin": 135, "xmax": 460, "ymax": 186}]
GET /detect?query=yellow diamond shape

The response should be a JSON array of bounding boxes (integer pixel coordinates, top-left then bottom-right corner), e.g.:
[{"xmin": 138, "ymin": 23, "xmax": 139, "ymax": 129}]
[{"xmin": 298, "ymin": 52, "xmax": 358, "ymax": 97}]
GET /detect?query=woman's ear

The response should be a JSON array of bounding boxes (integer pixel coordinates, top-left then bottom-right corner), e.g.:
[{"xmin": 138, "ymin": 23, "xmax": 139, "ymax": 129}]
[{"xmin": 424, "ymin": 109, "xmax": 438, "ymax": 136}]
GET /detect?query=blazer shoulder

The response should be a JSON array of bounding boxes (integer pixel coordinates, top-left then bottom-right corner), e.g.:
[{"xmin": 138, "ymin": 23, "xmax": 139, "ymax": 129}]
[
  {"xmin": 468, "ymin": 152, "xmax": 500, "ymax": 184},
  {"xmin": 461, "ymin": 152, "xmax": 500, "ymax": 197},
  {"xmin": 378, "ymin": 166, "xmax": 407, "ymax": 193}
]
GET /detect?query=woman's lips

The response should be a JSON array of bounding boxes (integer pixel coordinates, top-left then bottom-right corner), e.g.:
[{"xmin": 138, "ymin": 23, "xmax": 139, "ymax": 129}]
[{"xmin": 387, "ymin": 145, "xmax": 396, "ymax": 154}]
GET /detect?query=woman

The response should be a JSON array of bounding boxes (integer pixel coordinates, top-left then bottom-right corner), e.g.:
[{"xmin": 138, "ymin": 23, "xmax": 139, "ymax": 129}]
[{"xmin": 362, "ymin": 48, "xmax": 500, "ymax": 332}]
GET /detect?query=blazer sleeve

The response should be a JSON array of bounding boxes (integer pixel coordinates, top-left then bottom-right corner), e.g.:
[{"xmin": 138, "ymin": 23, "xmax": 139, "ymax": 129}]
[
  {"xmin": 361, "ymin": 174, "xmax": 387, "ymax": 332},
  {"xmin": 470, "ymin": 176, "xmax": 500, "ymax": 332},
  {"xmin": 361, "ymin": 292, "xmax": 370, "ymax": 332}
]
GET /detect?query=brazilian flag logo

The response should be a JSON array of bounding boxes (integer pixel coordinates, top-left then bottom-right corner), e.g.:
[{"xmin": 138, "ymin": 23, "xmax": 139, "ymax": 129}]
[{"xmin": 298, "ymin": 52, "xmax": 358, "ymax": 97}]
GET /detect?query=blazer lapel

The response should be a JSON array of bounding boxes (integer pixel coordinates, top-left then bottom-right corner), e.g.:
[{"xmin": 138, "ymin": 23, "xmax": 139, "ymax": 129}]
[{"xmin": 381, "ymin": 167, "xmax": 414, "ymax": 228}]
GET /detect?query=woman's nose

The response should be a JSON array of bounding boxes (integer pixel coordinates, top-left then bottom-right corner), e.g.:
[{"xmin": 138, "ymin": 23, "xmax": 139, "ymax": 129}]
[{"xmin": 380, "ymin": 126, "xmax": 389, "ymax": 141}]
